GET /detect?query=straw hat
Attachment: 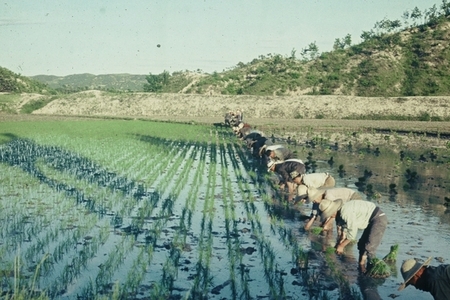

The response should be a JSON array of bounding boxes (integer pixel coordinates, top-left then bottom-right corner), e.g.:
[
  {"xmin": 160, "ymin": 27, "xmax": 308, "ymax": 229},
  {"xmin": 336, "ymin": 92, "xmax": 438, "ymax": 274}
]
[
  {"xmin": 258, "ymin": 145, "xmax": 267, "ymax": 156},
  {"xmin": 238, "ymin": 123, "xmax": 244, "ymax": 129},
  {"xmin": 296, "ymin": 185, "xmax": 308, "ymax": 199},
  {"xmin": 318, "ymin": 199, "xmax": 343, "ymax": 220},
  {"xmin": 307, "ymin": 187, "xmax": 325, "ymax": 203},
  {"xmin": 398, "ymin": 257, "xmax": 432, "ymax": 291},
  {"xmin": 290, "ymin": 170, "xmax": 301, "ymax": 179},
  {"xmin": 267, "ymin": 160, "xmax": 276, "ymax": 172}
]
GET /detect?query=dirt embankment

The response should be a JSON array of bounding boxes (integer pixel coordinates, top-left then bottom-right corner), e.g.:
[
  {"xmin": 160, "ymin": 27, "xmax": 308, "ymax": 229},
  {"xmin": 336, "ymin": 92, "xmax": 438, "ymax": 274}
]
[
  {"xmin": 2, "ymin": 91, "xmax": 449, "ymax": 146},
  {"xmin": 28, "ymin": 91, "xmax": 449, "ymax": 120}
]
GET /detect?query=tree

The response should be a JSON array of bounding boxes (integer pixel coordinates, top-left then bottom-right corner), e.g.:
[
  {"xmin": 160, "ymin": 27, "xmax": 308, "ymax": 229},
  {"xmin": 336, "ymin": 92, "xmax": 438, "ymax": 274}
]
[
  {"xmin": 144, "ymin": 70, "xmax": 170, "ymax": 92},
  {"xmin": 374, "ymin": 18, "xmax": 402, "ymax": 33},
  {"xmin": 441, "ymin": 0, "xmax": 450, "ymax": 16},
  {"xmin": 425, "ymin": 4, "xmax": 439, "ymax": 26},
  {"xmin": 290, "ymin": 48, "xmax": 297, "ymax": 60},
  {"xmin": 402, "ymin": 10, "xmax": 410, "ymax": 27},
  {"xmin": 301, "ymin": 42, "xmax": 319, "ymax": 61},
  {"xmin": 410, "ymin": 7, "xmax": 422, "ymax": 26},
  {"xmin": 333, "ymin": 34, "xmax": 351, "ymax": 50},
  {"xmin": 361, "ymin": 30, "xmax": 375, "ymax": 42}
]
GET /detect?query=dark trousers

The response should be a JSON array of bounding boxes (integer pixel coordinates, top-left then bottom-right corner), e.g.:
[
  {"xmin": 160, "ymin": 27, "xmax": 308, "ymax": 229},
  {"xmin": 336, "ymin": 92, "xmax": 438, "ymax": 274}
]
[{"xmin": 357, "ymin": 208, "xmax": 388, "ymax": 259}]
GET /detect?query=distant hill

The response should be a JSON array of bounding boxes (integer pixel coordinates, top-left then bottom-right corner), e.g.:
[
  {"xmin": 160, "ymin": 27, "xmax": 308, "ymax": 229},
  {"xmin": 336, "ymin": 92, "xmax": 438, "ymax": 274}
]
[
  {"xmin": 2, "ymin": 3, "xmax": 450, "ymax": 97},
  {"xmin": 31, "ymin": 73, "xmax": 148, "ymax": 92},
  {"xmin": 0, "ymin": 67, "xmax": 52, "ymax": 94}
]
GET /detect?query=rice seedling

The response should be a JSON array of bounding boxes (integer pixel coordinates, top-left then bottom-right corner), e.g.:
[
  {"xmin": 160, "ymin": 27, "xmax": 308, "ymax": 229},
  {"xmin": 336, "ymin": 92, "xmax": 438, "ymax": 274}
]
[
  {"xmin": 5, "ymin": 118, "xmax": 441, "ymax": 299},
  {"xmin": 382, "ymin": 244, "xmax": 399, "ymax": 263},
  {"xmin": 366, "ymin": 258, "xmax": 391, "ymax": 278}
]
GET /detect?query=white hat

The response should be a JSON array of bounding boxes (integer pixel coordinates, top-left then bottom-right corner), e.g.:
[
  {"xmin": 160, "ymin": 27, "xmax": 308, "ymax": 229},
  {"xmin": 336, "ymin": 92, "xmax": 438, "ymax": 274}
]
[
  {"xmin": 267, "ymin": 160, "xmax": 276, "ymax": 172},
  {"xmin": 238, "ymin": 123, "xmax": 244, "ymax": 129},
  {"xmin": 398, "ymin": 257, "xmax": 432, "ymax": 291},
  {"xmin": 307, "ymin": 187, "xmax": 324, "ymax": 203},
  {"xmin": 296, "ymin": 185, "xmax": 308, "ymax": 199},
  {"xmin": 266, "ymin": 144, "xmax": 284, "ymax": 151},
  {"xmin": 318, "ymin": 199, "xmax": 343, "ymax": 221}
]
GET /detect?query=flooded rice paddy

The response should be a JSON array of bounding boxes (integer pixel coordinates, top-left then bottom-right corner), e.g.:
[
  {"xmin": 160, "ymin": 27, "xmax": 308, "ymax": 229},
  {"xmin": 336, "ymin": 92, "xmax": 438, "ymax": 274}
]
[{"xmin": 0, "ymin": 120, "xmax": 449, "ymax": 300}]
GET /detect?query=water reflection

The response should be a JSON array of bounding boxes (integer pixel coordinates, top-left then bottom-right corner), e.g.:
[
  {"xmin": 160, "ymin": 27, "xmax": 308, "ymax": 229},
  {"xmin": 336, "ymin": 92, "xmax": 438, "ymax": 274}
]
[{"xmin": 290, "ymin": 138, "xmax": 450, "ymax": 225}]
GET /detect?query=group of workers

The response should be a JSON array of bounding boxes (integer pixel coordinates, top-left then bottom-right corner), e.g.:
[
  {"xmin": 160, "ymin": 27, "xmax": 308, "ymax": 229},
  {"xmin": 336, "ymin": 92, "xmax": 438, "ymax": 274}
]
[{"xmin": 226, "ymin": 113, "xmax": 450, "ymax": 300}]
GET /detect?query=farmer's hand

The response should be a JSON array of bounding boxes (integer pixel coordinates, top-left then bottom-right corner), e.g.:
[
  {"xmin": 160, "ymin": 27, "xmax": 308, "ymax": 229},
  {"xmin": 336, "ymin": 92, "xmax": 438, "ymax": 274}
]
[{"xmin": 335, "ymin": 244, "xmax": 345, "ymax": 255}]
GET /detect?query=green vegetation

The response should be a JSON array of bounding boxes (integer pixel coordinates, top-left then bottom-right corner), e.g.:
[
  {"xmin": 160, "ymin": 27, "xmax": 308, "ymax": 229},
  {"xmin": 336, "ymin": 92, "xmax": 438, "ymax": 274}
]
[
  {"xmin": 132, "ymin": 2, "xmax": 450, "ymax": 97},
  {"xmin": 366, "ymin": 258, "xmax": 391, "ymax": 278},
  {"xmin": 382, "ymin": 244, "xmax": 399, "ymax": 262},
  {"xmin": 0, "ymin": 93, "xmax": 20, "ymax": 114},
  {"xmin": 0, "ymin": 119, "xmax": 311, "ymax": 299},
  {"xmin": 0, "ymin": 67, "xmax": 53, "ymax": 94},
  {"xmin": 1, "ymin": 2, "xmax": 450, "ymax": 100},
  {"xmin": 31, "ymin": 73, "xmax": 148, "ymax": 93},
  {"xmin": 20, "ymin": 96, "xmax": 58, "ymax": 114}
]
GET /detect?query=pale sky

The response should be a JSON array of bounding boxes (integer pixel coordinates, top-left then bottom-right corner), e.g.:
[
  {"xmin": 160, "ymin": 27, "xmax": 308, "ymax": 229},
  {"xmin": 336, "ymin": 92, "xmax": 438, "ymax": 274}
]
[{"xmin": 0, "ymin": 0, "xmax": 441, "ymax": 76}]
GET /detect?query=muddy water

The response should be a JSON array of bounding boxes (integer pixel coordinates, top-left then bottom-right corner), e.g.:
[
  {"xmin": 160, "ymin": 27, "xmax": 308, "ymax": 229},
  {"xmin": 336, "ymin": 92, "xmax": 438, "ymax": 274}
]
[{"xmin": 255, "ymin": 136, "xmax": 450, "ymax": 300}]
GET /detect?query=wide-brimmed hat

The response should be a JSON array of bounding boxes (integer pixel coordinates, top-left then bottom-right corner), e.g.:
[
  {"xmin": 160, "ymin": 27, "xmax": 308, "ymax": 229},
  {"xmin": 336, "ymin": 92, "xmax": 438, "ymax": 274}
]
[
  {"xmin": 307, "ymin": 187, "xmax": 325, "ymax": 203},
  {"xmin": 398, "ymin": 257, "xmax": 432, "ymax": 291},
  {"xmin": 259, "ymin": 145, "xmax": 267, "ymax": 156},
  {"xmin": 296, "ymin": 185, "xmax": 308, "ymax": 199},
  {"xmin": 267, "ymin": 160, "xmax": 276, "ymax": 172},
  {"xmin": 318, "ymin": 199, "xmax": 343, "ymax": 221},
  {"xmin": 266, "ymin": 144, "xmax": 284, "ymax": 151},
  {"xmin": 238, "ymin": 123, "xmax": 244, "ymax": 129},
  {"xmin": 290, "ymin": 170, "xmax": 301, "ymax": 179}
]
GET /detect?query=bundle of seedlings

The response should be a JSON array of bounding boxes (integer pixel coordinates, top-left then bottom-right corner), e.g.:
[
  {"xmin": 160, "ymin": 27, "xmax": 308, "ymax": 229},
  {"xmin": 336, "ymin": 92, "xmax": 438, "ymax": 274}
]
[
  {"xmin": 382, "ymin": 244, "xmax": 399, "ymax": 263},
  {"xmin": 310, "ymin": 227, "xmax": 323, "ymax": 235},
  {"xmin": 366, "ymin": 258, "xmax": 391, "ymax": 278}
]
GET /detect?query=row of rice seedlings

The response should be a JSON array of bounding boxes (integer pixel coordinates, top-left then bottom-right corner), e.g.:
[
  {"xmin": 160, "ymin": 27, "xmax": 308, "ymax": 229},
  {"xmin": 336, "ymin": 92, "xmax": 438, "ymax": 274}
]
[
  {"xmin": 155, "ymin": 144, "xmax": 209, "ymax": 297},
  {"xmin": 130, "ymin": 157, "xmax": 199, "ymax": 298},
  {"xmin": 188, "ymin": 142, "xmax": 217, "ymax": 299},
  {"xmin": 0, "ymin": 164, "xmax": 98, "ymax": 273},
  {"xmin": 117, "ymin": 141, "xmax": 192, "ymax": 230},
  {"xmin": 119, "ymin": 143, "xmax": 208, "ymax": 298},
  {"xmin": 85, "ymin": 142, "xmax": 200, "ymax": 297},
  {"xmin": 0, "ymin": 139, "xmax": 156, "ymax": 296},
  {"xmin": 118, "ymin": 145, "xmax": 200, "ymax": 297},
  {"xmin": 228, "ymin": 138, "xmax": 311, "ymax": 298},
  {"xmin": 3, "ymin": 213, "xmax": 104, "ymax": 296},
  {"xmin": 224, "ymin": 142, "xmax": 274, "ymax": 297},
  {"xmin": 219, "ymin": 141, "xmax": 247, "ymax": 299},
  {"xmin": 41, "ymin": 217, "xmax": 104, "ymax": 296},
  {"xmin": 90, "ymin": 235, "xmax": 136, "ymax": 295}
]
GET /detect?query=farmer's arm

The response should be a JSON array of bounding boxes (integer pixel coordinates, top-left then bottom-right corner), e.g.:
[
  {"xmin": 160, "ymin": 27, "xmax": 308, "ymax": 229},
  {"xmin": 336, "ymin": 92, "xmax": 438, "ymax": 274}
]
[
  {"xmin": 304, "ymin": 215, "xmax": 316, "ymax": 230},
  {"xmin": 335, "ymin": 215, "xmax": 356, "ymax": 254},
  {"xmin": 335, "ymin": 238, "xmax": 351, "ymax": 254},
  {"xmin": 321, "ymin": 217, "xmax": 334, "ymax": 230},
  {"xmin": 305, "ymin": 204, "xmax": 319, "ymax": 230}
]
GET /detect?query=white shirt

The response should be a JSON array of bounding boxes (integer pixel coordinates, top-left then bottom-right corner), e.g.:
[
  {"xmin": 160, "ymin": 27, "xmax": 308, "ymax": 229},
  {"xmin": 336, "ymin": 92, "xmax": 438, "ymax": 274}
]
[{"xmin": 338, "ymin": 200, "xmax": 376, "ymax": 241}]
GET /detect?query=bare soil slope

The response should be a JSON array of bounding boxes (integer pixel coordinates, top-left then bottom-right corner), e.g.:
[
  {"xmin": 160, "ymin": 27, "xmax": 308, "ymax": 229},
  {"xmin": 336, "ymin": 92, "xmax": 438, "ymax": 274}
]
[{"xmin": 31, "ymin": 91, "xmax": 450, "ymax": 120}]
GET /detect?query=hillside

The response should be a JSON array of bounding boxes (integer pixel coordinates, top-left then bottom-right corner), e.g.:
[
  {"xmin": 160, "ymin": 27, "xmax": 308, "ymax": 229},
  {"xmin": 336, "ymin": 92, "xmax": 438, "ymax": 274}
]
[
  {"xmin": 22, "ymin": 18, "xmax": 450, "ymax": 97},
  {"xmin": 0, "ymin": 67, "xmax": 52, "ymax": 94},
  {"xmin": 31, "ymin": 73, "xmax": 147, "ymax": 92},
  {"xmin": 156, "ymin": 18, "xmax": 450, "ymax": 97}
]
